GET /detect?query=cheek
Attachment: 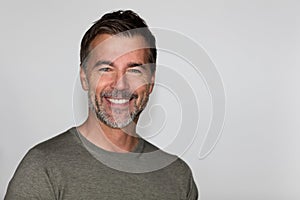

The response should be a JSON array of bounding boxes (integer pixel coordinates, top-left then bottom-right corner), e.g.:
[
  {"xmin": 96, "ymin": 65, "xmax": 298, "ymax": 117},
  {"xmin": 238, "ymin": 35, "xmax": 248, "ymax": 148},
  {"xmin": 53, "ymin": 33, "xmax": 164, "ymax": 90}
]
[
  {"xmin": 135, "ymin": 85, "xmax": 150, "ymax": 103},
  {"xmin": 128, "ymin": 76, "xmax": 151, "ymax": 92},
  {"xmin": 90, "ymin": 75, "xmax": 110, "ymax": 95},
  {"xmin": 95, "ymin": 83, "xmax": 102, "ymax": 95}
]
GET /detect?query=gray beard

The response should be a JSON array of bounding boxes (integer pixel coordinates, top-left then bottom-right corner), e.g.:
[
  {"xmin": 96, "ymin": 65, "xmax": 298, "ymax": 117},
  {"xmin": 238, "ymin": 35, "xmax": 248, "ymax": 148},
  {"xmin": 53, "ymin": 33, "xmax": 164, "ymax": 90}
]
[{"xmin": 88, "ymin": 92, "xmax": 149, "ymax": 129}]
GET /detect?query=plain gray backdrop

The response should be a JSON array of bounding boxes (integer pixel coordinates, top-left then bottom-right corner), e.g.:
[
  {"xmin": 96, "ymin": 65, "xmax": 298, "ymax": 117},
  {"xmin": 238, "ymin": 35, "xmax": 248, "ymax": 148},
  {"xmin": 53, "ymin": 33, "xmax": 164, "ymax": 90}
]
[{"xmin": 1, "ymin": 0, "xmax": 300, "ymax": 199}]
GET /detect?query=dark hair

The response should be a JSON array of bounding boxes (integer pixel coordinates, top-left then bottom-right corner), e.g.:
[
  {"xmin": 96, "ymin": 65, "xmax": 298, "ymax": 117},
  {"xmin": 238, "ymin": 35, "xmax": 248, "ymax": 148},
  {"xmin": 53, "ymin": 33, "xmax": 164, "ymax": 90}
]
[{"xmin": 80, "ymin": 10, "xmax": 157, "ymax": 73}]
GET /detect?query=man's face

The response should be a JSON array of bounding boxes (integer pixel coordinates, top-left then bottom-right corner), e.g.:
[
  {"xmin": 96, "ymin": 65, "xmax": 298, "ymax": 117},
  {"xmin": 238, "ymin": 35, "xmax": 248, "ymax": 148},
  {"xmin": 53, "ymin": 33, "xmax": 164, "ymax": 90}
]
[{"xmin": 80, "ymin": 34, "xmax": 155, "ymax": 129}]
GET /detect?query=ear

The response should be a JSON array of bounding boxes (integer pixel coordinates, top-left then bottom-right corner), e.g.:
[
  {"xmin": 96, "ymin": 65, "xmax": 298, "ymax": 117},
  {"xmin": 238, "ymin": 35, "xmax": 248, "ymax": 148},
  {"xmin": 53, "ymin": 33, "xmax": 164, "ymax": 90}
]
[
  {"xmin": 148, "ymin": 73, "xmax": 155, "ymax": 94},
  {"xmin": 80, "ymin": 67, "xmax": 89, "ymax": 91}
]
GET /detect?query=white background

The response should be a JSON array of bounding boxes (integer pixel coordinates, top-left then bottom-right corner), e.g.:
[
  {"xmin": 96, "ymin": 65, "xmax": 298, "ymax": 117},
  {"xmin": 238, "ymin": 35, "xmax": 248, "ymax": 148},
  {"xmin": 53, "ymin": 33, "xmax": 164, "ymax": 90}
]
[{"xmin": 1, "ymin": 0, "xmax": 300, "ymax": 199}]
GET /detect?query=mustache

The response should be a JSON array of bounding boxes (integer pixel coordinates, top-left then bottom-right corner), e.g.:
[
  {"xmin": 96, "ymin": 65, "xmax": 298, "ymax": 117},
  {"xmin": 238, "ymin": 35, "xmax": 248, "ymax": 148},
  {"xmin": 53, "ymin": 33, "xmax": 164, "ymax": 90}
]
[{"xmin": 100, "ymin": 90, "xmax": 138, "ymax": 99}]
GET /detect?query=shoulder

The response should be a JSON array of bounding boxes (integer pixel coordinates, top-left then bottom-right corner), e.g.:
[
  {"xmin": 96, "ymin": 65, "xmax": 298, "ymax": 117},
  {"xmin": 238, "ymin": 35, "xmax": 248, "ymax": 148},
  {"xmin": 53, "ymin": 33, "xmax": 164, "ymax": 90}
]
[
  {"xmin": 141, "ymin": 139, "xmax": 193, "ymax": 173},
  {"xmin": 4, "ymin": 128, "xmax": 78, "ymax": 199},
  {"xmin": 141, "ymin": 140, "xmax": 198, "ymax": 199},
  {"xmin": 33, "ymin": 127, "xmax": 78, "ymax": 152},
  {"xmin": 20, "ymin": 127, "xmax": 81, "ymax": 166},
  {"xmin": 162, "ymin": 156, "xmax": 198, "ymax": 199},
  {"xmin": 165, "ymin": 155, "xmax": 194, "ymax": 177}
]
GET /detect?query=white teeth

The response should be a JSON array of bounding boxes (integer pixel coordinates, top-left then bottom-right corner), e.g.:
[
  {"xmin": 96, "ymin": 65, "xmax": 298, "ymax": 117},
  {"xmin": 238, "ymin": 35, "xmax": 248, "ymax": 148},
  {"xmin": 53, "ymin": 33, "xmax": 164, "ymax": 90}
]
[{"xmin": 107, "ymin": 98, "xmax": 129, "ymax": 104}]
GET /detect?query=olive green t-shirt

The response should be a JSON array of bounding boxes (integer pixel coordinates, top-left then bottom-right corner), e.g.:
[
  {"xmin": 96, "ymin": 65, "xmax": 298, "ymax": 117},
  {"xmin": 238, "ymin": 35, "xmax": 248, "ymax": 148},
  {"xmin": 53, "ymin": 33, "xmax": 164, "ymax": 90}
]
[{"xmin": 5, "ymin": 128, "xmax": 198, "ymax": 200}]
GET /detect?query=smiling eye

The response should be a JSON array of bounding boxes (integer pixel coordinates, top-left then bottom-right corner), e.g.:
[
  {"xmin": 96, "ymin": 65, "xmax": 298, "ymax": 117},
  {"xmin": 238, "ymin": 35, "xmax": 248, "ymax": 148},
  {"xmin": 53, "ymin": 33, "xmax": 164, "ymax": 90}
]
[
  {"xmin": 99, "ymin": 67, "xmax": 111, "ymax": 72},
  {"xmin": 128, "ymin": 68, "xmax": 142, "ymax": 74}
]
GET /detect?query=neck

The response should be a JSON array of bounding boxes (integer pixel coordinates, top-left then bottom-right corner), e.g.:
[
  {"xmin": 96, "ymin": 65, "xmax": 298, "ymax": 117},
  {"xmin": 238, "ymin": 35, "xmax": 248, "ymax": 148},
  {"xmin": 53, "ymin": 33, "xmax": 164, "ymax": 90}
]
[{"xmin": 77, "ymin": 111, "xmax": 139, "ymax": 153}]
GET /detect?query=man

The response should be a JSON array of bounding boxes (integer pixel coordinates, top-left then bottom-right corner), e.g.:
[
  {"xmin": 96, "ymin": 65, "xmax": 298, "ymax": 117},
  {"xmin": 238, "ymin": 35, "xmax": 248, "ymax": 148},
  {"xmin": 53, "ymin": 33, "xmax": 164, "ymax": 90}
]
[{"xmin": 5, "ymin": 10, "xmax": 198, "ymax": 199}]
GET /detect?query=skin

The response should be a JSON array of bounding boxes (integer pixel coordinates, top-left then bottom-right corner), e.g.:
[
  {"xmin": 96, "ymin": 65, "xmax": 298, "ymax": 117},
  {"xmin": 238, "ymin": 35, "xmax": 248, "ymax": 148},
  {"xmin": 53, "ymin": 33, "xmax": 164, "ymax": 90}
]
[{"xmin": 77, "ymin": 34, "xmax": 155, "ymax": 153}]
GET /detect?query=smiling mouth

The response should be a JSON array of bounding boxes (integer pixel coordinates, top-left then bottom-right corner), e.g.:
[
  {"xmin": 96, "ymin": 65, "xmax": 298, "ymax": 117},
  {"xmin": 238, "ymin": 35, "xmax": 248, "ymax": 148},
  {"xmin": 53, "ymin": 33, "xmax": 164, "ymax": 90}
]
[
  {"xmin": 107, "ymin": 98, "xmax": 130, "ymax": 104},
  {"xmin": 101, "ymin": 90, "xmax": 138, "ymax": 106}
]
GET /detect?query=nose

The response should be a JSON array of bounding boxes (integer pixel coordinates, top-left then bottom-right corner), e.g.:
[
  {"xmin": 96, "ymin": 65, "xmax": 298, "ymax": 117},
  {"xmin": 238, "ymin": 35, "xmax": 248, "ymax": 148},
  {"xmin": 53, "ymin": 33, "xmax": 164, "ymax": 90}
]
[{"xmin": 112, "ymin": 71, "xmax": 129, "ymax": 91}]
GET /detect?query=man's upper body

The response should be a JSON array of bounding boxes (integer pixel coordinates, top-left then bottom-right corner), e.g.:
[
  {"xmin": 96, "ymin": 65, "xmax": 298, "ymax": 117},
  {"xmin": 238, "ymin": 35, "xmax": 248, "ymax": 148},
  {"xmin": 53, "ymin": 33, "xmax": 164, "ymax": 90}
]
[
  {"xmin": 5, "ymin": 128, "xmax": 198, "ymax": 200},
  {"xmin": 5, "ymin": 10, "xmax": 198, "ymax": 199}
]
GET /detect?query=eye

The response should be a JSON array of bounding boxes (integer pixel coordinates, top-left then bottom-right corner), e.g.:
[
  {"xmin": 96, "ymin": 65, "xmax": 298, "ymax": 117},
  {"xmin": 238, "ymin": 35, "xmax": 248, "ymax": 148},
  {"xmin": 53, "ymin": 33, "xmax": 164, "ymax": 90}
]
[
  {"xmin": 99, "ymin": 67, "xmax": 112, "ymax": 72},
  {"xmin": 128, "ymin": 68, "xmax": 142, "ymax": 74}
]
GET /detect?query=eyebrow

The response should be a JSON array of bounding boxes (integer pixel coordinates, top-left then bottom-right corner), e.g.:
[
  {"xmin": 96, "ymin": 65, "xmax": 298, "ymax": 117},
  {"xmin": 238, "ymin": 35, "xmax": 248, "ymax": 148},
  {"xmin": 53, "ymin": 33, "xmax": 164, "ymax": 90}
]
[
  {"xmin": 93, "ymin": 60, "xmax": 146, "ymax": 70},
  {"xmin": 127, "ymin": 62, "xmax": 144, "ymax": 68}
]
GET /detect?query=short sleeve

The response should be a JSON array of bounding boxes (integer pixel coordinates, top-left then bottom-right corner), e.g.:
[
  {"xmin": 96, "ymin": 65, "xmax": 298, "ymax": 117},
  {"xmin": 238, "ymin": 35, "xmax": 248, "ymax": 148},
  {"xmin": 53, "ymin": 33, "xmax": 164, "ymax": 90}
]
[
  {"xmin": 4, "ymin": 148, "xmax": 56, "ymax": 200},
  {"xmin": 173, "ymin": 158, "xmax": 199, "ymax": 200},
  {"xmin": 187, "ymin": 173, "xmax": 198, "ymax": 200}
]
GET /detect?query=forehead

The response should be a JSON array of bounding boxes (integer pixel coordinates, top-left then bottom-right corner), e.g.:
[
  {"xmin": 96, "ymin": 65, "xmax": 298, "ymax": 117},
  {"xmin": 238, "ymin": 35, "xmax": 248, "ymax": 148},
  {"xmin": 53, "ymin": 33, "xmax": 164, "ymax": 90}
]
[{"xmin": 88, "ymin": 34, "xmax": 149, "ymax": 63}]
